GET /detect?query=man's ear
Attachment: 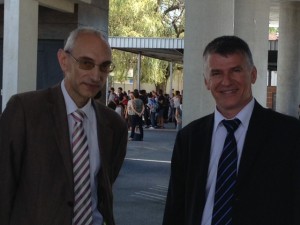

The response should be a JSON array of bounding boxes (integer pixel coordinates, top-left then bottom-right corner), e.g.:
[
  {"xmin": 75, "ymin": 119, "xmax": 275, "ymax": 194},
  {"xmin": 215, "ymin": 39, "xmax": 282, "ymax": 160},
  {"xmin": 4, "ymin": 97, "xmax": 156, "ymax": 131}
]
[
  {"xmin": 57, "ymin": 49, "xmax": 68, "ymax": 72},
  {"xmin": 204, "ymin": 74, "xmax": 210, "ymax": 90},
  {"xmin": 251, "ymin": 66, "xmax": 257, "ymax": 84}
]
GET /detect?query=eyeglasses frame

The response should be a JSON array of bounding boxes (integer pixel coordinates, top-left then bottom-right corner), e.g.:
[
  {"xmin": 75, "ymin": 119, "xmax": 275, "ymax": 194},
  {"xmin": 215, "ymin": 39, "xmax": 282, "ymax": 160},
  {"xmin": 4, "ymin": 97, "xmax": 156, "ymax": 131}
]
[{"xmin": 65, "ymin": 50, "xmax": 115, "ymax": 73}]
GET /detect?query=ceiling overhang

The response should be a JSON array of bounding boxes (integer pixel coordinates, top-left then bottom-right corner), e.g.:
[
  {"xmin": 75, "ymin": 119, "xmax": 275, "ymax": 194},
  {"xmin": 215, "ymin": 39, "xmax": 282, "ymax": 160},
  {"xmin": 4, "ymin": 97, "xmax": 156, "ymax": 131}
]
[
  {"xmin": 109, "ymin": 36, "xmax": 184, "ymax": 64},
  {"xmin": 112, "ymin": 47, "xmax": 184, "ymax": 64},
  {"xmin": 37, "ymin": 0, "xmax": 92, "ymax": 13}
]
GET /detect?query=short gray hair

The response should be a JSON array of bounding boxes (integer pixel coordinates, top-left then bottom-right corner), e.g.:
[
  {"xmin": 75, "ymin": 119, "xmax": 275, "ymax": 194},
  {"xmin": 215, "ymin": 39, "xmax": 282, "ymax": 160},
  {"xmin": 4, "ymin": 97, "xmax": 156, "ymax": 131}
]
[
  {"xmin": 64, "ymin": 27, "xmax": 108, "ymax": 52},
  {"xmin": 203, "ymin": 36, "xmax": 254, "ymax": 74}
]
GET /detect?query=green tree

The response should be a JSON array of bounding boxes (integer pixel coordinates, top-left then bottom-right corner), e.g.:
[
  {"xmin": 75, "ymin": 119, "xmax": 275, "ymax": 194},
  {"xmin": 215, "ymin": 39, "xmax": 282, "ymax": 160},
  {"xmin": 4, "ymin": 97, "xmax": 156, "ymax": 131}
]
[
  {"xmin": 159, "ymin": 0, "xmax": 185, "ymax": 38},
  {"xmin": 109, "ymin": 0, "xmax": 184, "ymax": 91},
  {"xmin": 269, "ymin": 27, "xmax": 279, "ymax": 34}
]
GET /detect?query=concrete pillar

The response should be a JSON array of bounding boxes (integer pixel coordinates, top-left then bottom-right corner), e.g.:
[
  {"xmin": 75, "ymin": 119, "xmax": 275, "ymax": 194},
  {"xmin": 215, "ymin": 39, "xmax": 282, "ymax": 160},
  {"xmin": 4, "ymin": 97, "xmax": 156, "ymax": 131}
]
[
  {"xmin": 183, "ymin": 0, "xmax": 271, "ymax": 126},
  {"xmin": 276, "ymin": 1, "xmax": 300, "ymax": 117},
  {"xmin": 234, "ymin": 0, "xmax": 270, "ymax": 107},
  {"xmin": 183, "ymin": 0, "xmax": 235, "ymax": 126},
  {"xmin": 169, "ymin": 61, "xmax": 173, "ymax": 95},
  {"xmin": 2, "ymin": 0, "xmax": 38, "ymax": 111},
  {"xmin": 137, "ymin": 53, "xmax": 141, "ymax": 91},
  {"xmin": 78, "ymin": 0, "xmax": 108, "ymax": 37}
]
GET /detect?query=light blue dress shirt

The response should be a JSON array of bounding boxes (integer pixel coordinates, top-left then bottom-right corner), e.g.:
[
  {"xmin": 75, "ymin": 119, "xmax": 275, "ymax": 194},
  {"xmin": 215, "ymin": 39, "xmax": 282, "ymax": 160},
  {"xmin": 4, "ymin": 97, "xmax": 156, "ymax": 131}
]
[
  {"xmin": 61, "ymin": 81, "xmax": 103, "ymax": 225},
  {"xmin": 201, "ymin": 98, "xmax": 254, "ymax": 225}
]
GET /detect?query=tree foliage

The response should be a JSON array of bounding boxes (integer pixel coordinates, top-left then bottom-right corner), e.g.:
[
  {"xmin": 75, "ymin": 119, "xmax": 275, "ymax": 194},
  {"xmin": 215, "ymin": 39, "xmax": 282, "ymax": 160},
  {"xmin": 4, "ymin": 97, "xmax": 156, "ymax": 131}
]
[
  {"xmin": 269, "ymin": 27, "xmax": 279, "ymax": 34},
  {"xmin": 159, "ymin": 0, "xmax": 185, "ymax": 38},
  {"xmin": 109, "ymin": 0, "xmax": 185, "ymax": 90},
  {"xmin": 110, "ymin": 0, "xmax": 166, "ymax": 37}
]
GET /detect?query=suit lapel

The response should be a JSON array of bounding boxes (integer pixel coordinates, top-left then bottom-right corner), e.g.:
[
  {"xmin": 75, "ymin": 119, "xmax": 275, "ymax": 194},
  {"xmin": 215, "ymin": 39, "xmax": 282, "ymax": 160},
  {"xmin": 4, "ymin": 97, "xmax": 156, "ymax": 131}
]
[
  {"xmin": 236, "ymin": 102, "xmax": 268, "ymax": 189},
  {"xmin": 198, "ymin": 114, "xmax": 214, "ymax": 185},
  {"xmin": 192, "ymin": 114, "xmax": 214, "ymax": 223},
  {"xmin": 92, "ymin": 101, "xmax": 113, "ymax": 173},
  {"xmin": 48, "ymin": 84, "xmax": 74, "ymax": 189}
]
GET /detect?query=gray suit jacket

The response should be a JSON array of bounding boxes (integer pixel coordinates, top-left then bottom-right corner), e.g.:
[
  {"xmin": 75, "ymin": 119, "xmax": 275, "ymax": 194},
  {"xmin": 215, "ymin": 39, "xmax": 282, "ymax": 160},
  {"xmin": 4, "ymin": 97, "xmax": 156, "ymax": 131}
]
[
  {"xmin": 163, "ymin": 101, "xmax": 300, "ymax": 225},
  {"xmin": 0, "ymin": 84, "xmax": 128, "ymax": 225}
]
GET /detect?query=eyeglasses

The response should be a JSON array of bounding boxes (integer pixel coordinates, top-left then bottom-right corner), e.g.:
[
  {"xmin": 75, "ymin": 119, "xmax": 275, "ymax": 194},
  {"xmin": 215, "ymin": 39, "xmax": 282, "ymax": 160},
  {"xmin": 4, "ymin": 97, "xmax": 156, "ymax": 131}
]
[{"xmin": 65, "ymin": 51, "xmax": 115, "ymax": 73}]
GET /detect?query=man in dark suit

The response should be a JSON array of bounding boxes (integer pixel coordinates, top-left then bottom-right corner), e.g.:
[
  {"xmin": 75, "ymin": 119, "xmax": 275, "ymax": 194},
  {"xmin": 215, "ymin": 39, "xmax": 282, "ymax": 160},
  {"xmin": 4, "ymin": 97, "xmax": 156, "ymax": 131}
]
[
  {"xmin": 0, "ymin": 27, "xmax": 127, "ymax": 225},
  {"xmin": 162, "ymin": 36, "xmax": 300, "ymax": 225}
]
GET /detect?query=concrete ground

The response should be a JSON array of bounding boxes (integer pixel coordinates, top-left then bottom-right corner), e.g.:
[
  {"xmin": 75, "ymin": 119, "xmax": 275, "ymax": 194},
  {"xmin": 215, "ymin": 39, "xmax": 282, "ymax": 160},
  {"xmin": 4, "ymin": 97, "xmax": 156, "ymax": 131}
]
[{"xmin": 113, "ymin": 122, "xmax": 177, "ymax": 225}]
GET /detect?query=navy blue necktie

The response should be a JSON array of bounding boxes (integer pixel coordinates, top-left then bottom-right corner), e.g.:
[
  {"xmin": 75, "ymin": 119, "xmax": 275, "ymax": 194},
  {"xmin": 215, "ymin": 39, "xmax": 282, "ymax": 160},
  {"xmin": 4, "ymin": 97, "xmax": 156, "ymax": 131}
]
[{"xmin": 212, "ymin": 118, "xmax": 241, "ymax": 225}]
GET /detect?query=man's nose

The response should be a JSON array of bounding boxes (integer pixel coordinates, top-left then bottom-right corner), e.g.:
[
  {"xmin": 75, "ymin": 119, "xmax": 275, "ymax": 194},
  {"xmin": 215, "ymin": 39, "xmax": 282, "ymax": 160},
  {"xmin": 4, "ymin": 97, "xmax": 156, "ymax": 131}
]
[
  {"xmin": 90, "ymin": 67, "xmax": 101, "ymax": 82},
  {"xmin": 221, "ymin": 73, "xmax": 232, "ymax": 85}
]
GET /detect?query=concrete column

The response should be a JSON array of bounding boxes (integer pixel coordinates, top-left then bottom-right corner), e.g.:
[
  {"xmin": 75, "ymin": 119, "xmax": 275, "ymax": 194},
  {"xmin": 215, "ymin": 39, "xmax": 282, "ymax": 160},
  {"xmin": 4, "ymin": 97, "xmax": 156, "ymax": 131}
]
[
  {"xmin": 276, "ymin": 1, "xmax": 300, "ymax": 117},
  {"xmin": 183, "ymin": 0, "xmax": 271, "ymax": 126},
  {"xmin": 137, "ymin": 52, "xmax": 141, "ymax": 90},
  {"xmin": 183, "ymin": 0, "xmax": 235, "ymax": 125},
  {"xmin": 234, "ymin": 0, "xmax": 270, "ymax": 107},
  {"xmin": 78, "ymin": 0, "xmax": 108, "ymax": 37},
  {"xmin": 2, "ymin": 0, "xmax": 38, "ymax": 111},
  {"xmin": 169, "ymin": 61, "xmax": 173, "ymax": 95}
]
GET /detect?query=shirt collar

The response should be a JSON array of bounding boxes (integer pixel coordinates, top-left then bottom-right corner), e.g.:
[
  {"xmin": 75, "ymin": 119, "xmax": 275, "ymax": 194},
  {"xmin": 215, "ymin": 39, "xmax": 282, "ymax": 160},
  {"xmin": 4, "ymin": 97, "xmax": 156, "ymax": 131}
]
[
  {"xmin": 61, "ymin": 80, "xmax": 93, "ymax": 120},
  {"xmin": 214, "ymin": 98, "xmax": 255, "ymax": 131}
]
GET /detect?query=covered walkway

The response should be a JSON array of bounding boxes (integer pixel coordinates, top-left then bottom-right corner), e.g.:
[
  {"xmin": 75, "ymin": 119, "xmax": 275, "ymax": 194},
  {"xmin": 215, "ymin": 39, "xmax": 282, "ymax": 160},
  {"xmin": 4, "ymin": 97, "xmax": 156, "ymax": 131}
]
[
  {"xmin": 109, "ymin": 37, "xmax": 184, "ymax": 64},
  {"xmin": 109, "ymin": 37, "xmax": 278, "ymax": 68}
]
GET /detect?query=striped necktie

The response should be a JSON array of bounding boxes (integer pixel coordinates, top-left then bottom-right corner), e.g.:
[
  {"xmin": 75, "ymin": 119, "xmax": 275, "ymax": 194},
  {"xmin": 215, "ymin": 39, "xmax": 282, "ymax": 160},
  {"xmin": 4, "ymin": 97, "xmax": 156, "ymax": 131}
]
[
  {"xmin": 71, "ymin": 110, "xmax": 93, "ymax": 225},
  {"xmin": 212, "ymin": 118, "xmax": 241, "ymax": 225}
]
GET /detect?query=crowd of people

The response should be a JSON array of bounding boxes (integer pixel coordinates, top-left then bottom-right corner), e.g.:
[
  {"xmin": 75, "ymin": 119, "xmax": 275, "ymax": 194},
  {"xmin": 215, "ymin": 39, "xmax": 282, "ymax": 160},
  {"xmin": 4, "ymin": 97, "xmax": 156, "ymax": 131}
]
[{"xmin": 106, "ymin": 87, "xmax": 183, "ymax": 140}]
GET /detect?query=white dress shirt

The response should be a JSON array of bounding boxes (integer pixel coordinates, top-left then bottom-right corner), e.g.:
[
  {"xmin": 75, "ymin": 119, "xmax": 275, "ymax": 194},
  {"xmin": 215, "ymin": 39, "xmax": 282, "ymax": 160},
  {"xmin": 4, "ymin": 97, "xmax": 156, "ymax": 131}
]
[
  {"xmin": 201, "ymin": 98, "xmax": 255, "ymax": 225},
  {"xmin": 61, "ymin": 81, "xmax": 103, "ymax": 225}
]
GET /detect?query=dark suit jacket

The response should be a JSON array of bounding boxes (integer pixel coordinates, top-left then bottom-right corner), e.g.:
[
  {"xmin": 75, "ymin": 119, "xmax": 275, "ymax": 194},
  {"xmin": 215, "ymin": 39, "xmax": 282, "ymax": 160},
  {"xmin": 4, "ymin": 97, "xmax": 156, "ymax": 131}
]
[
  {"xmin": 0, "ymin": 84, "xmax": 128, "ymax": 225},
  {"xmin": 163, "ymin": 101, "xmax": 300, "ymax": 225}
]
